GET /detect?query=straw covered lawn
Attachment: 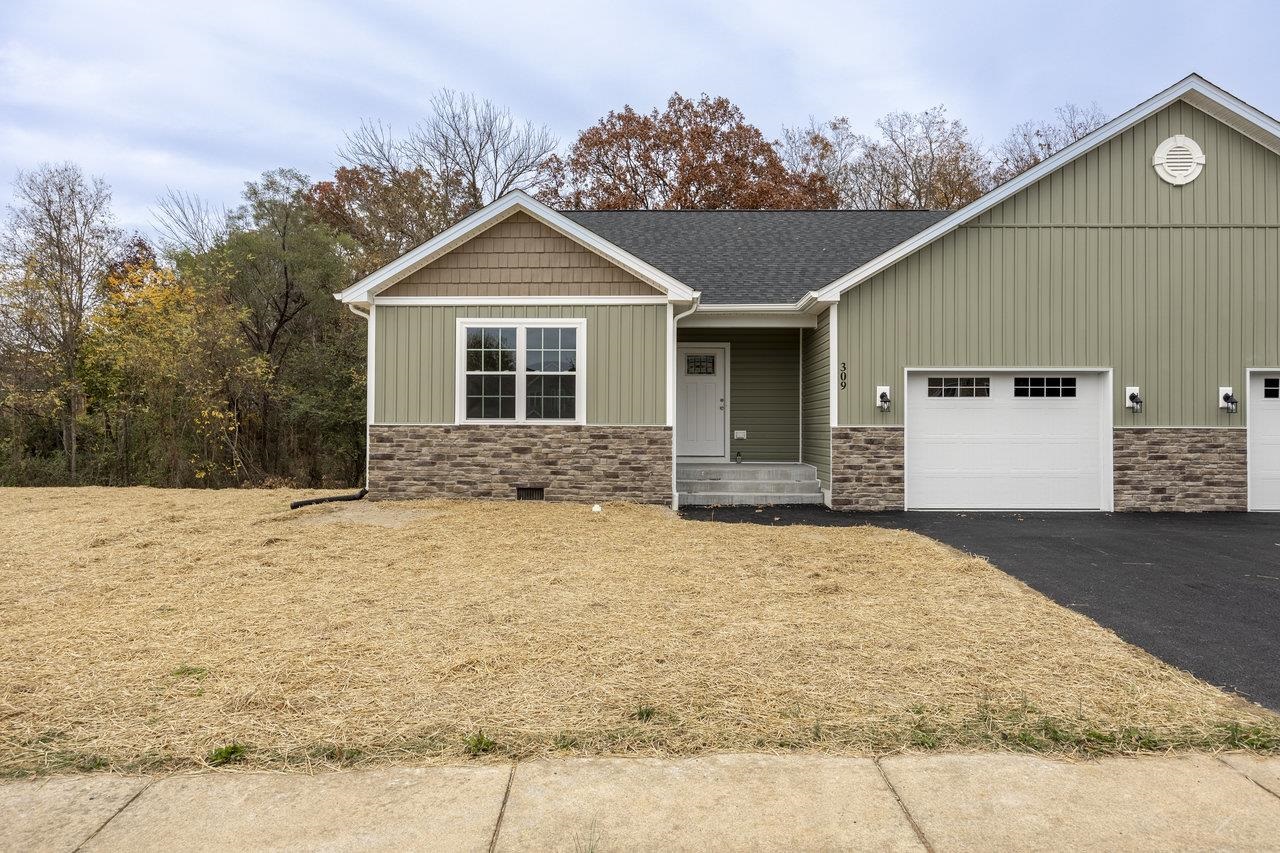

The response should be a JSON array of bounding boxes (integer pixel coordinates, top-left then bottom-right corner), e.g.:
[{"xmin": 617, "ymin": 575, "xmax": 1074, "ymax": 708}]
[{"xmin": 1, "ymin": 487, "xmax": 1276, "ymax": 775}]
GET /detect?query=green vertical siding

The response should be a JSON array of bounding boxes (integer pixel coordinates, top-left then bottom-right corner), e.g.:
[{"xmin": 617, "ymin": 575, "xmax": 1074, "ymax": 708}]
[
  {"xmin": 678, "ymin": 327, "xmax": 800, "ymax": 461},
  {"xmin": 837, "ymin": 99, "xmax": 1280, "ymax": 427},
  {"xmin": 801, "ymin": 309, "xmax": 832, "ymax": 489},
  {"xmin": 375, "ymin": 304, "xmax": 667, "ymax": 425}
]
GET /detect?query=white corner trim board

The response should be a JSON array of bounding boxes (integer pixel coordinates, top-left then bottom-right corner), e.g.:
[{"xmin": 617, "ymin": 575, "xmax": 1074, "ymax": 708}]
[{"xmin": 336, "ymin": 190, "xmax": 697, "ymax": 306}]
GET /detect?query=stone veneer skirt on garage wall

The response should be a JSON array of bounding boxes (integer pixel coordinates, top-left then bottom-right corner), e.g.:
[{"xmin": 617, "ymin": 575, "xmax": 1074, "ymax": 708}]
[
  {"xmin": 1113, "ymin": 428, "xmax": 1247, "ymax": 511},
  {"xmin": 368, "ymin": 425, "xmax": 672, "ymax": 503},
  {"xmin": 829, "ymin": 426, "xmax": 1247, "ymax": 512},
  {"xmin": 830, "ymin": 427, "xmax": 905, "ymax": 511}
]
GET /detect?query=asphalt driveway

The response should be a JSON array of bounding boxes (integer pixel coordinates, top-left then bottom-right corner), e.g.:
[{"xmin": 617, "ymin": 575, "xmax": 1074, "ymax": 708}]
[{"xmin": 682, "ymin": 506, "xmax": 1280, "ymax": 711}]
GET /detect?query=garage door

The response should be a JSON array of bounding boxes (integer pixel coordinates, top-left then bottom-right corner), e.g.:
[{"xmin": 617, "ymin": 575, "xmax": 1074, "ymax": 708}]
[
  {"xmin": 906, "ymin": 372, "xmax": 1107, "ymax": 510},
  {"xmin": 1249, "ymin": 371, "xmax": 1280, "ymax": 511}
]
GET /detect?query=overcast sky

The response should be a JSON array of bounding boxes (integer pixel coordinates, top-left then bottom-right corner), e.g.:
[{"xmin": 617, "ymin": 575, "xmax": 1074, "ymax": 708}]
[{"xmin": 2, "ymin": 0, "xmax": 1278, "ymax": 234}]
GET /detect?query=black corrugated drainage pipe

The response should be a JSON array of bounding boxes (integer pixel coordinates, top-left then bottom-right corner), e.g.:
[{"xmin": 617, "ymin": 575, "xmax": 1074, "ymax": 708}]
[{"xmin": 290, "ymin": 488, "xmax": 369, "ymax": 510}]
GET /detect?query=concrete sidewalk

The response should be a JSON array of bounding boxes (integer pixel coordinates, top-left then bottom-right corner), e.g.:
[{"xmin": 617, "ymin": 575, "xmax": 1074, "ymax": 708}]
[{"xmin": 4, "ymin": 753, "xmax": 1280, "ymax": 852}]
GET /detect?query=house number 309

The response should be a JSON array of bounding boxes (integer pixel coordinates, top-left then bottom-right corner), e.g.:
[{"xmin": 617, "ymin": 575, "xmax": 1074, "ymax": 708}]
[{"xmin": 839, "ymin": 362, "xmax": 847, "ymax": 390}]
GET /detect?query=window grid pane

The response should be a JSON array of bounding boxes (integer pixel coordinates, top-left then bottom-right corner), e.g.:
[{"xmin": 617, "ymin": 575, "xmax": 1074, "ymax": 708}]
[
  {"xmin": 464, "ymin": 326, "xmax": 517, "ymax": 420},
  {"xmin": 525, "ymin": 326, "xmax": 578, "ymax": 420},
  {"xmin": 686, "ymin": 354, "xmax": 716, "ymax": 375},
  {"xmin": 463, "ymin": 324, "xmax": 580, "ymax": 422},
  {"xmin": 1014, "ymin": 376, "xmax": 1077, "ymax": 398},
  {"xmin": 928, "ymin": 377, "xmax": 990, "ymax": 398},
  {"xmin": 1265, "ymin": 377, "xmax": 1279, "ymax": 399},
  {"xmin": 527, "ymin": 325, "xmax": 577, "ymax": 375}
]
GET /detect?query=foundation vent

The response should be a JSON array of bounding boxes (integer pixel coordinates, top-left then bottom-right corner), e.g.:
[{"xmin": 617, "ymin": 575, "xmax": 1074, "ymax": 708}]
[{"xmin": 515, "ymin": 486, "xmax": 545, "ymax": 501}]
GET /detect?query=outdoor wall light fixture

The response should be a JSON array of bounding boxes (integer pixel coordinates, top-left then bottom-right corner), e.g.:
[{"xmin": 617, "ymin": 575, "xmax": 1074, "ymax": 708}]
[
  {"xmin": 876, "ymin": 386, "xmax": 892, "ymax": 412},
  {"xmin": 1125, "ymin": 386, "xmax": 1144, "ymax": 414},
  {"xmin": 1220, "ymin": 387, "xmax": 1239, "ymax": 414}
]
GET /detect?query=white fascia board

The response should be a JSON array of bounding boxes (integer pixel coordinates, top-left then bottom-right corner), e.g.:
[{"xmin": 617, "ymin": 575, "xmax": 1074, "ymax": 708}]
[
  {"xmin": 374, "ymin": 295, "xmax": 669, "ymax": 306},
  {"xmin": 694, "ymin": 303, "xmax": 806, "ymax": 312},
  {"xmin": 809, "ymin": 74, "xmax": 1280, "ymax": 304},
  {"xmin": 335, "ymin": 190, "xmax": 696, "ymax": 305},
  {"xmin": 681, "ymin": 311, "xmax": 816, "ymax": 328}
]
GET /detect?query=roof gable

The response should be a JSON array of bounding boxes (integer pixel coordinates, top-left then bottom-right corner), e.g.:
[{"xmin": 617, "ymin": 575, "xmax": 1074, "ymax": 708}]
[
  {"xmin": 380, "ymin": 211, "xmax": 661, "ymax": 298},
  {"xmin": 810, "ymin": 74, "xmax": 1280, "ymax": 304},
  {"xmin": 335, "ymin": 191, "xmax": 696, "ymax": 306}
]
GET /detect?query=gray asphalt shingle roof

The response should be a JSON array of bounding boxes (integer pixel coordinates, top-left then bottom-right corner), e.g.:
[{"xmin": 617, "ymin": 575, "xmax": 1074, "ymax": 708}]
[{"xmin": 560, "ymin": 209, "xmax": 949, "ymax": 304}]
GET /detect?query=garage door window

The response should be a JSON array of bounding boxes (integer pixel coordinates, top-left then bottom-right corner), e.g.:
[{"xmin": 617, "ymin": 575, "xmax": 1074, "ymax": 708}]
[
  {"xmin": 1266, "ymin": 377, "xmax": 1279, "ymax": 399},
  {"xmin": 1014, "ymin": 376, "xmax": 1077, "ymax": 398},
  {"xmin": 927, "ymin": 377, "xmax": 990, "ymax": 398}
]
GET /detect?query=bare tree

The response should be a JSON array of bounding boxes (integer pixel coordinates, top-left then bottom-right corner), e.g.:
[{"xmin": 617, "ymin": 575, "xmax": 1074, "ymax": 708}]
[
  {"xmin": 0, "ymin": 163, "xmax": 121, "ymax": 477},
  {"xmin": 779, "ymin": 116, "xmax": 861, "ymax": 207},
  {"xmin": 844, "ymin": 106, "xmax": 993, "ymax": 210},
  {"xmin": 314, "ymin": 90, "xmax": 557, "ymax": 272},
  {"xmin": 993, "ymin": 102, "xmax": 1109, "ymax": 183},
  {"xmin": 152, "ymin": 188, "xmax": 228, "ymax": 254},
  {"xmin": 406, "ymin": 89, "xmax": 558, "ymax": 211}
]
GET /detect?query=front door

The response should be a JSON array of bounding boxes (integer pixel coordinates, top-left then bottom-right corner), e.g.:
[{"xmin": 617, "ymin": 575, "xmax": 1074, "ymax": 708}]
[{"xmin": 677, "ymin": 346, "xmax": 727, "ymax": 458}]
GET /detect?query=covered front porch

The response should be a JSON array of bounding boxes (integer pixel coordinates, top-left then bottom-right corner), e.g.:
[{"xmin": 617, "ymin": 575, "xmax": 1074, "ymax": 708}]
[{"xmin": 674, "ymin": 316, "xmax": 831, "ymax": 506}]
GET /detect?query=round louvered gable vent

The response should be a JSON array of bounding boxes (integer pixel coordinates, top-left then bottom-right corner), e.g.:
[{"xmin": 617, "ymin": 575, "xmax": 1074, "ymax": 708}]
[{"xmin": 1153, "ymin": 135, "xmax": 1205, "ymax": 185}]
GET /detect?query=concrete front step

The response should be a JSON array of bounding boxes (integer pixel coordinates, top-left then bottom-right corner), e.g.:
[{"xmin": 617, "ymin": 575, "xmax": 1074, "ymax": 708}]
[
  {"xmin": 676, "ymin": 479, "xmax": 822, "ymax": 495},
  {"xmin": 677, "ymin": 463, "xmax": 819, "ymax": 482},
  {"xmin": 678, "ymin": 492, "xmax": 826, "ymax": 506}
]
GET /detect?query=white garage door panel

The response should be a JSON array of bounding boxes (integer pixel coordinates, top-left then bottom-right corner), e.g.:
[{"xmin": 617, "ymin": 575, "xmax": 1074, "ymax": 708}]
[
  {"xmin": 1249, "ymin": 372, "xmax": 1280, "ymax": 511},
  {"xmin": 906, "ymin": 373, "xmax": 1105, "ymax": 510}
]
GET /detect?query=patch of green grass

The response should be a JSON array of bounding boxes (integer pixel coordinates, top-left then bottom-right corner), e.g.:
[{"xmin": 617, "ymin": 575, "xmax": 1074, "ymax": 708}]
[
  {"xmin": 553, "ymin": 733, "xmax": 582, "ymax": 750},
  {"xmin": 170, "ymin": 665, "xmax": 209, "ymax": 681},
  {"xmin": 910, "ymin": 727, "xmax": 940, "ymax": 749},
  {"xmin": 463, "ymin": 730, "xmax": 497, "ymax": 756},
  {"xmin": 206, "ymin": 742, "xmax": 249, "ymax": 766},
  {"xmin": 630, "ymin": 704, "xmax": 656, "ymax": 723},
  {"xmin": 1220, "ymin": 723, "xmax": 1279, "ymax": 751}
]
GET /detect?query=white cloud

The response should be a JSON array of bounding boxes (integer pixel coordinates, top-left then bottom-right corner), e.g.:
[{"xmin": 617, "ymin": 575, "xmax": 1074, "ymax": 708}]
[{"xmin": 1, "ymin": 0, "xmax": 1278, "ymax": 235}]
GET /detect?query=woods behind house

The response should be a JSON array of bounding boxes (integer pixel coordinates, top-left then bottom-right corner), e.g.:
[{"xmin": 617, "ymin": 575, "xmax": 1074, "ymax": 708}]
[{"xmin": 0, "ymin": 91, "xmax": 1105, "ymax": 488}]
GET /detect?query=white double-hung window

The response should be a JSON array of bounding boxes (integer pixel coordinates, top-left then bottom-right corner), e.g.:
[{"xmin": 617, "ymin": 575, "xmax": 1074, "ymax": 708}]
[{"xmin": 455, "ymin": 318, "xmax": 586, "ymax": 424}]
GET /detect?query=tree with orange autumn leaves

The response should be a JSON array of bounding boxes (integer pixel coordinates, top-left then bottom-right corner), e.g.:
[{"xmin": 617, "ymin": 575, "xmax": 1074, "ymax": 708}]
[{"xmin": 538, "ymin": 93, "xmax": 837, "ymax": 210}]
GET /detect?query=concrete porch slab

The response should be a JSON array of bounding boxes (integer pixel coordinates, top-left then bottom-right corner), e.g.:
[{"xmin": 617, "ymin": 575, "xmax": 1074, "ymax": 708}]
[
  {"xmin": 494, "ymin": 753, "xmax": 923, "ymax": 852},
  {"xmin": 81, "ymin": 765, "xmax": 510, "ymax": 852},
  {"xmin": 879, "ymin": 753, "xmax": 1280, "ymax": 852},
  {"xmin": 0, "ymin": 774, "xmax": 149, "ymax": 853}
]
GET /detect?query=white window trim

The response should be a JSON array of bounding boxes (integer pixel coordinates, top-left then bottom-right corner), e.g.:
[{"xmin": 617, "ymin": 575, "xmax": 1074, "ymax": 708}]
[{"xmin": 454, "ymin": 318, "xmax": 587, "ymax": 426}]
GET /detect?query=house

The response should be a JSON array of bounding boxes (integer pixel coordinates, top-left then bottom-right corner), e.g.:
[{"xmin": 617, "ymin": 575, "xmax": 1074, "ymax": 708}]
[{"xmin": 336, "ymin": 74, "xmax": 1280, "ymax": 512}]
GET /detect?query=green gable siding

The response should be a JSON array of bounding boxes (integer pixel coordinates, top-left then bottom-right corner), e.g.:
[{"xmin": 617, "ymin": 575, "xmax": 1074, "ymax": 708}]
[
  {"xmin": 375, "ymin": 304, "xmax": 667, "ymax": 425},
  {"xmin": 678, "ymin": 327, "xmax": 801, "ymax": 461},
  {"xmin": 802, "ymin": 309, "xmax": 832, "ymax": 489},
  {"xmin": 837, "ymin": 99, "xmax": 1280, "ymax": 427}
]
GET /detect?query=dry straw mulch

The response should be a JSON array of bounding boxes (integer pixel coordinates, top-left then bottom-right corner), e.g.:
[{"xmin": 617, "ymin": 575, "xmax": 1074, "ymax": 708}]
[{"xmin": 1, "ymin": 487, "xmax": 1275, "ymax": 775}]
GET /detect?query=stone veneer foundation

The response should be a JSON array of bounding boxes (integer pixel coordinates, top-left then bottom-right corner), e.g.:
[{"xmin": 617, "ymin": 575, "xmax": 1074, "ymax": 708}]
[
  {"xmin": 368, "ymin": 424, "xmax": 672, "ymax": 503},
  {"xmin": 1113, "ymin": 427, "xmax": 1247, "ymax": 511},
  {"xmin": 830, "ymin": 427, "xmax": 905, "ymax": 510}
]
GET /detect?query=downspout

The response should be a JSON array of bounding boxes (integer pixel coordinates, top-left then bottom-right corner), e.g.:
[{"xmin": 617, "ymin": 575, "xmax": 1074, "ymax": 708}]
[
  {"xmin": 346, "ymin": 303, "xmax": 372, "ymax": 493},
  {"xmin": 670, "ymin": 295, "xmax": 701, "ymax": 510}
]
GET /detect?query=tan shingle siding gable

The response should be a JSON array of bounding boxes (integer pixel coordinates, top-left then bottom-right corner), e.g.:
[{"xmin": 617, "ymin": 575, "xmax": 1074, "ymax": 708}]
[{"xmin": 382, "ymin": 211, "xmax": 660, "ymax": 297}]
